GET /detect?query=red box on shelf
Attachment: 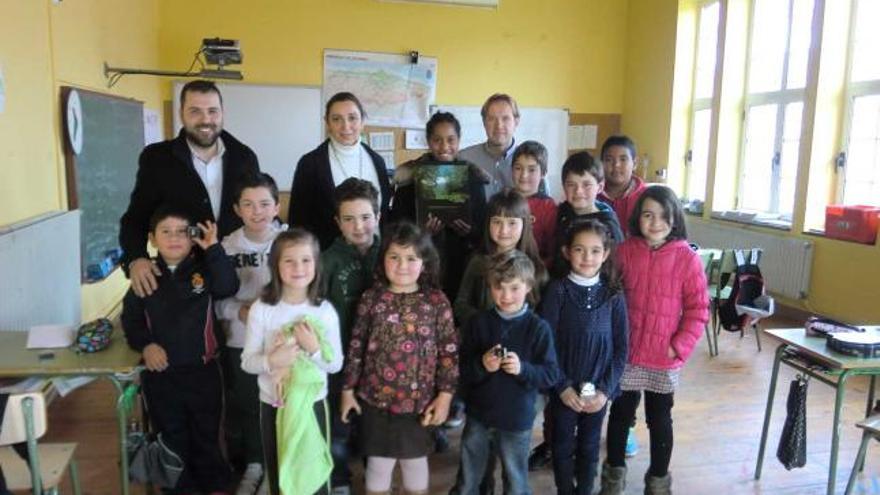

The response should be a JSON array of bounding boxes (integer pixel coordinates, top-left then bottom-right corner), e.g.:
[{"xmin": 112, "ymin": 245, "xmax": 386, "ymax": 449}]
[{"xmin": 825, "ymin": 205, "xmax": 880, "ymax": 244}]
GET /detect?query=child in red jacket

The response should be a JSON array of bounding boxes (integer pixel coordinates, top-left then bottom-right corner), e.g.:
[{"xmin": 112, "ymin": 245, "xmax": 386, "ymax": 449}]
[
  {"xmin": 599, "ymin": 186, "xmax": 709, "ymax": 495},
  {"xmin": 510, "ymin": 141, "xmax": 556, "ymax": 270}
]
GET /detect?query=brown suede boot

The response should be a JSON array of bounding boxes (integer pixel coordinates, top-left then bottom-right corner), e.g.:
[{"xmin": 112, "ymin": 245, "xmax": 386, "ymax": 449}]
[
  {"xmin": 644, "ymin": 471, "xmax": 672, "ymax": 495},
  {"xmin": 403, "ymin": 490, "xmax": 430, "ymax": 495},
  {"xmin": 597, "ymin": 461, "xmax": 627, "ymax": 495},
  {"xmin": 365, "ymin": 491, "xmax": 391, "ymax": 495}
]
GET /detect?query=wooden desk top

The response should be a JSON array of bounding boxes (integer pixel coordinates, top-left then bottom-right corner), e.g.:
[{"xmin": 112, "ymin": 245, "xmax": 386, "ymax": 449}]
[
  {"xmin": 0, "ymin": 331, "xmax": 141, "ymax": 377},
  {"xmin": 765, "ymin": 328, "xmax": 880, "ymax": 371}
]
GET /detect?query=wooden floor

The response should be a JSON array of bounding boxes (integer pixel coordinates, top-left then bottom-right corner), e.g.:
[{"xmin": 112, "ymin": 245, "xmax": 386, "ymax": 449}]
[{"xmin": 38, "ymin": 318, "xmax": 880, "ymax": 495}]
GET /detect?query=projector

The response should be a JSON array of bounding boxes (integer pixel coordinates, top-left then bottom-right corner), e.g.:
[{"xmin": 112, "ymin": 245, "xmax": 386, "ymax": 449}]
[{"xmin": 202, "ymin": 38, "xmax": 242, "ymax": 66}]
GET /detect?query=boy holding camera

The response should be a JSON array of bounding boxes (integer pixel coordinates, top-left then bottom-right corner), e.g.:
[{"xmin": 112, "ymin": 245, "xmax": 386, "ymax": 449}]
[
  {"xmin": 122, "ymin": 205, "xmax": 239, "ymax": 495},
  {"xmin": 458, "ymin": 250, "xmax": 560, "ymax": 495}
]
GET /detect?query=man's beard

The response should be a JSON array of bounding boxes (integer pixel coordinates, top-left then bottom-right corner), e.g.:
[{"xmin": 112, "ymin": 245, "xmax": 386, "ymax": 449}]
[{"xmin": 184, "ymin": 124, "xmax": 221, "ymax": 148}]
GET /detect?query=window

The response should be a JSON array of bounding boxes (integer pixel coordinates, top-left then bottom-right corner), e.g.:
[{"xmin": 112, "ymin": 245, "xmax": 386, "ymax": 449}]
[
  {"xmin": 738, "ymin": 0, "xmax": 815, "ymax": 218},
  {"xmin": 839, "ymin": 0, "xmax": 880, "ymax": 207},
  {"xmin": 684, "ymin": 1, "xmax": 720, "ymax": 203}
]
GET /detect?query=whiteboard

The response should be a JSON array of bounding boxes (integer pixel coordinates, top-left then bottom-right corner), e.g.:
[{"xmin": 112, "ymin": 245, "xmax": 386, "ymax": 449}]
[
  {"xmin": 432, "ymin": 105, "xmax": 569, "ymax": 200},
  {"xmin": 173, "ymin": 81, "xmax": 323, "ymax": 192}
]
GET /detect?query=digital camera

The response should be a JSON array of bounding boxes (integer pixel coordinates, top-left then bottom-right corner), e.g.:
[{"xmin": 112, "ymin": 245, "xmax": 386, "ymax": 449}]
[{"xmin": 186, "ymin": 225, "xmax": 203, "ymax": 239}]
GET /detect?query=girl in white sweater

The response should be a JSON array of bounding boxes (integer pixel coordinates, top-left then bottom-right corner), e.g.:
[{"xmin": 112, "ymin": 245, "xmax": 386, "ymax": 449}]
[{"xmin": 242, "ymin": 229, "xmax": 343, "ymax": 495}]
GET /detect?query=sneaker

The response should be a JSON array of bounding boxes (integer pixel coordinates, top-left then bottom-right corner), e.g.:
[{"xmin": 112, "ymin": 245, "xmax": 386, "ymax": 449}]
[
  {"xmin": 236, "ymin": 463, "xmax": 263, "ymax": 495},
  {"xmin": 625, "ymin": 427, "xmax": 639, "ymax": 457},
  {"xmin": 255, "ymin": 477, "xmax": 269, "ymax": 495},
  {"xmin": 443, "ymin": 414, "xmax": 465, "ymax": 429},
  {"xmin": 527, "ymin": 441, "xmax": 552, "ymax": 471}
]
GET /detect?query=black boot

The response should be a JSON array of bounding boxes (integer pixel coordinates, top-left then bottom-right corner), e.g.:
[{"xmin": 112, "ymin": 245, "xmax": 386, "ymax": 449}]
[{"xmin": 528, "ymin": 441, "xmax": 552, "ymax": 471}]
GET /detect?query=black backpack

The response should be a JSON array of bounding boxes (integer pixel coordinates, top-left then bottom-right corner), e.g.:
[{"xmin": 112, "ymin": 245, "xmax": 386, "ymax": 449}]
[{"xmin": 717, "ymin": 249, "xmax": 765, "ymax": 332}]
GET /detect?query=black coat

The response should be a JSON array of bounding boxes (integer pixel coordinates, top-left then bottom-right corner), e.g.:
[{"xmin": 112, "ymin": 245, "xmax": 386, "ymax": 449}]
[
  {"xmin": 287, "ymin": 139, "xmax": 391, "ymax": 250},
  {"xmin": 121, "ymin": 244, "xmax": 239, "ymax": 368},
  {"xmin": 118, "ymin": 129, "xmax": 260, "ymax": 271}
]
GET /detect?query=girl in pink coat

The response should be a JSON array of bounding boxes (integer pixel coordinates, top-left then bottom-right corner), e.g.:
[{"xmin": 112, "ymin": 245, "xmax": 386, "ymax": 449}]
[{"xmin": 598, "ymin": 186, "xmax": 709, "ymax": 495}]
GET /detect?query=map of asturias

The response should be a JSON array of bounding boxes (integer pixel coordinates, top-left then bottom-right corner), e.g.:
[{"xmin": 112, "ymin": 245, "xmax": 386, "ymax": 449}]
[{"xmin": 323, "ymin": 50, "xmax": 438, "ymax": 128}]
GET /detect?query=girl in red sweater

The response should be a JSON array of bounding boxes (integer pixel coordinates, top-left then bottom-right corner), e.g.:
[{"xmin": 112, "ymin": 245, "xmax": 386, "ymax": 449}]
[{"xmin": 599, "ymin": 186, "xmax": 708, "ymax": 495}]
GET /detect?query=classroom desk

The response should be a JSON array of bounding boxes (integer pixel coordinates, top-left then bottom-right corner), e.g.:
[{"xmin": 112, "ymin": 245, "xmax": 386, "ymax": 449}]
[
  {"xmin": 0, "ymin": 331, "xmax": 142, "ymax": 495},
  {"xmin": 755, "ymin": 328, "xmax": 880, "ymax": 495}
]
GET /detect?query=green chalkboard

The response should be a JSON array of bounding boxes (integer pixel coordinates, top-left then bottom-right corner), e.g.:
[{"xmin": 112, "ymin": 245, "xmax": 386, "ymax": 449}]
[{"xmin": 62, "ymin": 87, "xmax": 143, "ymax": 282}]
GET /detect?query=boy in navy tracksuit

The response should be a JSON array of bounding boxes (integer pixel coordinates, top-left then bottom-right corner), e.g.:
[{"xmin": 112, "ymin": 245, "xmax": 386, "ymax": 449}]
[
  {"xmin": 122, "ymin": 206, "xmax": 239, "ymax": 494},
  {"xmin": 459, "ymin": 250, "xmax": 560, "ymax": 495}
]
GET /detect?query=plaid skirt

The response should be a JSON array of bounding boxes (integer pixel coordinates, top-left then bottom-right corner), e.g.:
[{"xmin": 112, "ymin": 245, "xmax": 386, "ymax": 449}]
[{"xmin": 619, "ymin": 364, "xmax": 680, "ymax": 394}]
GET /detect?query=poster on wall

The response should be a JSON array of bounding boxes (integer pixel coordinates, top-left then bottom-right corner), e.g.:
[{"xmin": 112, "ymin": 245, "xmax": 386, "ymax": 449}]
[
  {"xmin": 143, "ymin": 108, "xmax": 163, "ymax": 145},
  {"xmin": 323, "ymin": 49, "xmax": 437, "ymax": 128}
]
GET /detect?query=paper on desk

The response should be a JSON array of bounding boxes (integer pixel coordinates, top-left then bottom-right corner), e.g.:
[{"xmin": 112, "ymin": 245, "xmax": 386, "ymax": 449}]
[
  {"xmin": 26, "ymin": 324, "xmax": 75, "ymax": 349},
  {"xmin": 0, "ymin": 377, "xmax": 47, "ymax": 393},
  {"xmin": 52, "ymin": 376, "xmax": 97, "ymax": 397}
]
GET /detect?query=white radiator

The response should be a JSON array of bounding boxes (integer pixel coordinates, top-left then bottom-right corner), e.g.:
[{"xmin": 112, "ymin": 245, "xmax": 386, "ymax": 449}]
[
  {"xmin": 686, "ymin": 217, "xmax": 813, "ymax": 300},
  {"xmin": 0, "ymin": 210, "xmax": 82, "ymax": 331}
]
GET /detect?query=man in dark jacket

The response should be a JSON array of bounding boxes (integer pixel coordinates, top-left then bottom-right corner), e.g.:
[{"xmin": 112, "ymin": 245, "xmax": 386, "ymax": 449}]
[{"xmin": 119, "ymin": 80, "xmax": 259, "ymax": 297}]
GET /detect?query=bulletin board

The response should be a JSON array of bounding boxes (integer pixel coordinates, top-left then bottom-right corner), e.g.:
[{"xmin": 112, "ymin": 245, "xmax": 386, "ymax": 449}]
[{"xmin": 568, "ymin": 113, "xmax": 621, "ymax": 155}]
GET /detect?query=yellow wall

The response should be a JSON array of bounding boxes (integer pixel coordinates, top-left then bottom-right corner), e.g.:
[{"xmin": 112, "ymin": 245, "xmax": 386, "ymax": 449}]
[
  {"xmin": 0, "ymin": 1, "xmax": 58, "ymax": 226},
  {"xmin": 157, "ymin": 0, "xmax": 628, "ymax": 113},
  {"xmin": 621, "ymin": 0, "xmax": 679, "ymax": 181},
  {"xmin": 0, "ymin": 0, "xmax": 163, "ymax": 321}
]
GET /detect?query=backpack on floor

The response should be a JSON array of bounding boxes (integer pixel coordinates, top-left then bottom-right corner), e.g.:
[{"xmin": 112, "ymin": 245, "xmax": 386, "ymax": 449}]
[{"xmin": 717, "ymin": 248, "xmax": 765, "ymax": 332}]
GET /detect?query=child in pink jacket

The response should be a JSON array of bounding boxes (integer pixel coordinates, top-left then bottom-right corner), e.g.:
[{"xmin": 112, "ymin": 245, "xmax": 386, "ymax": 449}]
[{"xmin": 599, "ymin": 186, "xmax": 709, "ymax": 495}]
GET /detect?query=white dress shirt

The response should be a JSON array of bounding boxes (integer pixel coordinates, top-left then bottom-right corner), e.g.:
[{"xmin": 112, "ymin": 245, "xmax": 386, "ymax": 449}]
[{"xmin": 188, "ymin": 137, "xmax": 226, "ymax": 221}]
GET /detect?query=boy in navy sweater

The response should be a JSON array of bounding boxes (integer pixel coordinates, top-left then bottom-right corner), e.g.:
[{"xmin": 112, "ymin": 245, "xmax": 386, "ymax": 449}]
[
  {"xmin": 122, "ymin": 206, "xmax": 239, "ymax": 495},
  {"xmin": 459, "ymin": 250, "xmax": 560, "ymax": 495}
]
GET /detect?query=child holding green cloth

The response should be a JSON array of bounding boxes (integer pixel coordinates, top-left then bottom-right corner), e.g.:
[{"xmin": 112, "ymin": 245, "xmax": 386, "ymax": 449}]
[{"xmin": 242, "ymin": 229, "xmax": 343, "ymax": 495}]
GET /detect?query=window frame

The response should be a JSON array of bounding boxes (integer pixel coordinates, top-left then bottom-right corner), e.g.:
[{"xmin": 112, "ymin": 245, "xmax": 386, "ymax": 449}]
[
  {"xmin": 736, "ymin": 0, "xmax": 814, "ymax": 217},
  {"xmin": 836, "ymin": 0, "xmax": 880, "ymax": 206},
  {"xmin": 684, "ymin": 0, "xmax": 721, "ymax": 203}
]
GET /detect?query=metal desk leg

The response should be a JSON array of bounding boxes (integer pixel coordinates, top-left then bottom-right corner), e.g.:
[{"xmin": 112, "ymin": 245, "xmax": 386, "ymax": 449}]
[
  {"xmin": 755, "ymin": 344, "xmax": 786, "ymax": 479},
  {"xmin": 845, "ymin": 429, "xmax": 872, "ymax": 495},
  {"xmin": 107, "ymin": 376, "xmax": 130, "ymax": 495},
  {"xmin": 828, "ymin": 370, "xmax": 852, "ymax": 495},
  {"xmin": 858, "ymin": 374, "xmax": 877, "ymax": 473},
  {"xmin": 22, "ymin": 397, "xmax": 42, "ymax": 495}
]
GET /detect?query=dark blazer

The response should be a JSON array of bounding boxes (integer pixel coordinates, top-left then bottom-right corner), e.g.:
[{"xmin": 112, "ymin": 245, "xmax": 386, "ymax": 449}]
[
  {"xmin": 118, "ymin": 129, "xmax": 260, "ymax": 272},
  {"xmin": 287, "ymin": 139, "xmax": 391, "ymax": 250}
]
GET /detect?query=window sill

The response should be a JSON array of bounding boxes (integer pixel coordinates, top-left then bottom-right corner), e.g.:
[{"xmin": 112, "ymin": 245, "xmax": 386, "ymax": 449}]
[
  {"xmin": 709, "ymin": 211, "xmax": 792, "ymax": 231},
  {"xmin": 803, "ymin": 227, "xmax": 879, "ymax": 246}
]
